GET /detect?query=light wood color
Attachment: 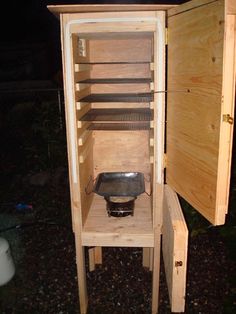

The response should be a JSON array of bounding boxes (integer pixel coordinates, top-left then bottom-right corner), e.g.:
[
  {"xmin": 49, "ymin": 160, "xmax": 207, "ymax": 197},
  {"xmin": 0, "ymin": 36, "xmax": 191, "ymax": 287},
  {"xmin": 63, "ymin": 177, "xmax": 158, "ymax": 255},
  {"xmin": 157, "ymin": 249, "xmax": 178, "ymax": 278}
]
[
  {"xmin": 88, "ymin": 247, "xmax": 102, "ymax": 272},
  {"xmin": 88, "ymin": 247, "xmax": 95, "ymax": 272},
  {"xmin": 94, "ymin": 247, "xmax": 102, "ymax": 264},
  {"xmin": 72, "ymin": 34, "xmax": 90, "ymax": 64},
  {"xmin": 168, "ymin": 0, "xmax": 219, "ymax": 17},
  {"xmin": 91, "ymin": 83, "xmax": 150, "ymax": 94},
  {"xmin": 60, "ymin": 14, "xmax": 88, "ymax": 313},
  {"xmin": 90, "ymin": 63, "xmax": 151, "ymax": 79},
  {"xmin": 93, "ymin": 130, "xmax": 151, "ymax": 180},
  {"xmin": 91, "ymin": 102, "xmax": 150, "ymax": 109},
  {"xmin": 48, "ymin": 4, "xmax": 176, "ymax": 16},
  {"xmin": 227, "ymin": 0, "xmax": 236, "ymax": 14},
  {"xmin": 143, "ymin": 247, "xmax": 153, "ymax": 271},
  {"xmin": 216, "ymin": 14, "xmax": 236, "ymax": 217},
  {"xmin": 162, "ymin": 185, "xmax": 188, "ymax": 313},
  {"xmin": 82, "ymin": 194, "xmax": 153, "ymax": 247},
  {"xmin": 166, "ymin": 0, "xmax": 235, "ymax": 225},
  {"xmin": 88, "ymin": 37, "xmax": 152, "ymax": 63}
]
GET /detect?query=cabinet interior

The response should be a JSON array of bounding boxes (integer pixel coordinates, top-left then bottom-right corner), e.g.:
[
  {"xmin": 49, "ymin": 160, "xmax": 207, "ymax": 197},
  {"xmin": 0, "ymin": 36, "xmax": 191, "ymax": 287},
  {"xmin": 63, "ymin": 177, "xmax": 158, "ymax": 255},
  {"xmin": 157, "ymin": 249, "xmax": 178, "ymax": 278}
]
[{"xmin": 71, "ymin": 31, "xmax": 159, "ymax": 247}]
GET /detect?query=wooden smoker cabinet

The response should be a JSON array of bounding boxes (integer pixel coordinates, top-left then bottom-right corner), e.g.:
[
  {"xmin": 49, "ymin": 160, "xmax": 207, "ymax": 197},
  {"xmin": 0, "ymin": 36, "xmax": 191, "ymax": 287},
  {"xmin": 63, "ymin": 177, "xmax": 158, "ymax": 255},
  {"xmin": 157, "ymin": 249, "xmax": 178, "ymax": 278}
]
[{"xmin": 48, "ymin": 0, "xmax": 236, "ymax": 312}]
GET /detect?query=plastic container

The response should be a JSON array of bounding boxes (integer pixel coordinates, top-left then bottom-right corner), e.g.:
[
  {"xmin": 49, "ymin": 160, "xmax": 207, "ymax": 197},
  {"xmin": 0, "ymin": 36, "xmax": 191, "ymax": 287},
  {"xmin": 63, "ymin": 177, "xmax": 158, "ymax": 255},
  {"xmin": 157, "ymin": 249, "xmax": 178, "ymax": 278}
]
[{"xmin": 0, "ymin": 237, "xmax": 15, "ymax": 286}]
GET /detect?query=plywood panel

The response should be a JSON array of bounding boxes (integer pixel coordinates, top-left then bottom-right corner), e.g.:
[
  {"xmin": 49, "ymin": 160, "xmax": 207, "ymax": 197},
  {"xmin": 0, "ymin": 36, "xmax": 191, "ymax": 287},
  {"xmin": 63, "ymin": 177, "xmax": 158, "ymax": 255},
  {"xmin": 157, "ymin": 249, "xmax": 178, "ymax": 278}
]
[
  {"xmin": 90, "ymin": 83, "xmax": 150, "ymax": 94},
  {"xmin": 89, "ymin": 38, "xmax": 152, "ymax": 63},
  {"xmin": 90, "ymin": 63, "xmax": 151, "ymax": 79},
  {"xmin": 162, "ymin": 185, "xmax": 188, "ymax": 313},
  {"xmin": 92, "ymin": 130, "xmax": 151, "ymax": 180},
  {"xmin": 48, "ymin": 4, "xmax": 176, "ymax": 16},
  {"xmin": 166, "ymin": 0, "xmax": 235, "ymax": 225},
  {"xmin": 82, "ymin": 194, "xmax": 153, "ymax": 247}
]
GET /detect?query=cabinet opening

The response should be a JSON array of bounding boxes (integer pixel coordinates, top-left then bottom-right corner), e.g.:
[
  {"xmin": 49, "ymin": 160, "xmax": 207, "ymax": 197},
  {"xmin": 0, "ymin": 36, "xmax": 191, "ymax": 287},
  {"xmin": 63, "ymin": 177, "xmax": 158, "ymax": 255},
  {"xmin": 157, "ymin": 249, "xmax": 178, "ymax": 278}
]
[{"xmin": 71, "ymin": 30, "xmax": 157, "ymax": 247}]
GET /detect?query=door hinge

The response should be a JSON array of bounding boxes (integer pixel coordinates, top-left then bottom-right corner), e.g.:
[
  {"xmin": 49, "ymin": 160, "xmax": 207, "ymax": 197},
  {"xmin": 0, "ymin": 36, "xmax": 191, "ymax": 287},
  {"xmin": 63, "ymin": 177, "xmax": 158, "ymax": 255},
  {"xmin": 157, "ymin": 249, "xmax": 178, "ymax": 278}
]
[
  {"xmin": 223, "ymin": 114, "xmax": 234, "ymax": 125},
  {"xmin": 165, "ymin": 28, "xmax": 168, "ymax": 45},
  {"xmin": 164, "ymin": 153, "xmax": 167, "ymax": 168}
]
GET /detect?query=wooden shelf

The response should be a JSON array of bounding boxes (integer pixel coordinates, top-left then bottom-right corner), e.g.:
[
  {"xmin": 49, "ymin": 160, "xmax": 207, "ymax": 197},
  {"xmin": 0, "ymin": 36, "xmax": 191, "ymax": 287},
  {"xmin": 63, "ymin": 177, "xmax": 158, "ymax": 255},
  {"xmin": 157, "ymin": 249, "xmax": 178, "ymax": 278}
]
[
  {"xmin": 79, "ymin": 93, "xmax": 153, "ymax": 103},
  {"xmin": 82, "ymin": 194, "xmax": 154, "ymax": 247},
  {"xmin": 88, "ymin": 122, "xmax": 150, "ymax": 130},
  {"xmin": 78, "ymin": 78, "xmax": 152, "ymax": 84},
  {"xmin": 80, "ymin": 108, "xmax": 153, "ymax": 121}
]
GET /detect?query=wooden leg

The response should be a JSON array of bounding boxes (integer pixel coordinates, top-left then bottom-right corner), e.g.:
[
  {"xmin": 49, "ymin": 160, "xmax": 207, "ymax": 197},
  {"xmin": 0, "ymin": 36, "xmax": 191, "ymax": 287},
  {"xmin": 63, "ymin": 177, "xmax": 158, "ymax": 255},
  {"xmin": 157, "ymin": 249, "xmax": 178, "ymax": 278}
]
[
  {"xmin": 74, "ymin": 233, "xmax": 88, "ymax": 314},
  {"xmin": 151, "ymin": 229, "xmax": 161, "ymax": 314},
  {"xmin": 143, "ymin": 248, "xmax": 154, "ymax": 271},
  {"xmin": 88, "ymin": 247, "xmax": 95, "ymax": 272},
  {"xmin": 94, "ymin": 246, "xmax": 102, "ymax": 265}
]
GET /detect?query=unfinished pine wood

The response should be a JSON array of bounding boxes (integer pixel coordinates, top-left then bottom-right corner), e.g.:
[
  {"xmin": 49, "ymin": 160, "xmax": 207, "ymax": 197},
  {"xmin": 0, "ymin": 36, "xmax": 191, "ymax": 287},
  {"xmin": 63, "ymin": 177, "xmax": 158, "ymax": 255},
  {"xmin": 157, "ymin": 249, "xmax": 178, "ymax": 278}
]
[
  {"xmin": 143, "ymin": 247, "xmax": 153, "ymax": 271},
  {"xmin": 76, "ymin": 103, "xmax": 91, "ymax": 121},
  {"xmin": 48, "ymin": 4, "xmax": 176, "ymax": 16},
  {"xmin": 60, "ymin": 14, "xmax": 88, "ymax": 313},
  {"xmin": 227, "ymin": 0, "xmax": 236, "ymax": 14},
  {"xmin": 92, "ymin": 130, "xmax": 151, "ymax": 178},
  {"xmin": 168, "ymin": 0, "xmax": 218, "ymax": 17},
  {"xmin": 162, "ymin": 185, "xmax": 188, "ymax": 313},
  {"xmin": 91, "ymin": 102, "xmax": 150, "ymax": 109},
  {"xmin": 78, "ymin": 130, "xmax": 92, "ymax": 146},
  {"xmin": 90, "ymin": 83, "xmax": 150, "ymax": 94},
  {"xmin": 166, "ymin": 0, "xmax": 232, "ymax": 225},
  {"xmin": 79, "ymin": 93, "xmax": 153, "ymax": 103},
  {"xmin": 88, "ymin": 247, "xmax": 95, "ymax": 272},
  {"xmin": 216, "ymin": 14, "xmax": 236, "ymax": 218},
  {"xmin": 89, "ymin": 38, "xmax": 152, "ymax": 63},
  {"xmin": 90, "ymin": 63, "xmax": 151, "ymax": 79},
  {"xmin": 82, "ymin": 194, "xmax": 154, "ymax": 247},
  {"xmin": 94, "ymin": 247, "xmax": 102, "ymax": 264},
  {"xmin": 79, "ymin": 137, "xmax": 94, "ymax": 164}
]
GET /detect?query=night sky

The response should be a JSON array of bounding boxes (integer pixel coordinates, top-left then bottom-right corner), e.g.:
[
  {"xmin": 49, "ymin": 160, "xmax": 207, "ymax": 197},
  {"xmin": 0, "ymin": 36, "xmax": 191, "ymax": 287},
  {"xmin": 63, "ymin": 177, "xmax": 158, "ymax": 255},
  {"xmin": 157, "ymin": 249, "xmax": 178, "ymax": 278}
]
[{"xmin": 0, "ymin": 0, "xmax": 187, "ymax": 82}]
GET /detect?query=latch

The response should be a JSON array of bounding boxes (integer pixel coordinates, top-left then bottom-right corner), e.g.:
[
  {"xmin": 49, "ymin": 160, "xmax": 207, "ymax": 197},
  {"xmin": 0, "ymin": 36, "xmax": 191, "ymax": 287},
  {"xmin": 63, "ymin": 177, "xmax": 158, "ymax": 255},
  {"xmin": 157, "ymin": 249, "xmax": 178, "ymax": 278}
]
[
  {"xmin": 223, "ymin": 114, "xmax": 234, "ymax": 125},
  {"xmin": 175, "ymin": 261, "xmax": 183, "ymax": 267}
]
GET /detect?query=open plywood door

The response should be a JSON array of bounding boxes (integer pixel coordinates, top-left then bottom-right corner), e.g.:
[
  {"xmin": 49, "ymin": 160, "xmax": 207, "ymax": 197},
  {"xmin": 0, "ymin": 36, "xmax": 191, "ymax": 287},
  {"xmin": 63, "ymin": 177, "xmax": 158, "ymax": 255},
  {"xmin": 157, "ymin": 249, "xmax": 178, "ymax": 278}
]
[
  {"xmin": 166, "ymin": 0, "xmax": 236, "ymax": 225},
  {"xmin": 162, "ymin": 185, "xmax": 188, "ymax": 313}
]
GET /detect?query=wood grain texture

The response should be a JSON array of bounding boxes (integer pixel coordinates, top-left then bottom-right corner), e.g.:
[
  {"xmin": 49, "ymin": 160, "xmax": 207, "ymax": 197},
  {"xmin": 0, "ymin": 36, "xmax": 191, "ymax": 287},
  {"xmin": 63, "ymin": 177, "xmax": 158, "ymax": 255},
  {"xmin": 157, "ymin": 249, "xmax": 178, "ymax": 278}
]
[
  {"xmin": 168, "ymin": 0, "xmax": 218, "ymax": 17},
  {"xmin": 92, "ymin": 130, "xmax": 151, "ymax": 180},
  {"xmin": 82, "ymin": 194, "xmax": 154, "ymax": 247},
  {"xmin": 89, "ymin": 38, "xmax": 152, "ymax": 63},
  {"xmin": 227, "ymin": 0, "xmax": 236, "ymax": 14},
  {"xmin": 90, "ymin": 63, "xmax": 151, "ymax": 79},
  {"xmin": 166, "ymin": 0, "xmax": 232, "ymax": 225},
  {"xmin": 48, "ymin": 4, "xmax": 176, "ymax": 16},
  {"xmin": 162, "ymin": 185, "xmax": 188, "ymax": 313}
]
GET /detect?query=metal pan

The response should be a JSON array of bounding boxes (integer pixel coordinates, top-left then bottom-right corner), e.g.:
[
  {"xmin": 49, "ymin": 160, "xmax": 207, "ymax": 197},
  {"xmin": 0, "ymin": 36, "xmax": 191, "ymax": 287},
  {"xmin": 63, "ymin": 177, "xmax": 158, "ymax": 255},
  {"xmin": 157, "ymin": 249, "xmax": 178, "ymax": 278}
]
[{"xmin": 93, "ymin": 172, "xmax": 145, "ymax": 197}]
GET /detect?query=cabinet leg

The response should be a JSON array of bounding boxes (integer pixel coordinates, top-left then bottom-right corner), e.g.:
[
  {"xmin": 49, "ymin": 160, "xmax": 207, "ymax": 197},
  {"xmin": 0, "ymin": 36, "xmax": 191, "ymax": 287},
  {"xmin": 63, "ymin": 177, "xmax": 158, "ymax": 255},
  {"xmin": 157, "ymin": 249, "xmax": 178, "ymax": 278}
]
[
  {"xmin": 75, "ymin": 234, "xmax": 88, "ymax": 314},
  {"xmin": 94, "ymin": 246, "xmax": 102, "ymax": 264},
  {"xmin": 152, "ymin": 231, "xmax": 161, "ymax": 314},
  {"xmin": 143, "ymin": 247, "xmax": 153, "ymax": 271},
  {"xmin": 88, "ymin": 247, "xmax": 95, "ymax": 272}
]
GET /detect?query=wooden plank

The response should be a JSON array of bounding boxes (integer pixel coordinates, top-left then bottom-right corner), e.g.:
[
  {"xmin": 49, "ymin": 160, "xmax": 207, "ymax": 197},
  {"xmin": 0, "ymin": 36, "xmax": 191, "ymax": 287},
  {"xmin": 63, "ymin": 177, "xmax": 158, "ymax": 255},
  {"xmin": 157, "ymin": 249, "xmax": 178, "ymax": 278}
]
[
  {"xmin": 92, "ymin": 130, "xmax": 151, "ymax": 178},
  {"xmin": 61, "ymin": 15, "xmax": 88, "ymax": 313},
  {"xmin": 74, "ymin": 70, "xmax": 90, "ymax": 82},
  {"xmin": 88, "ymin": 247, "xmax": 95, "ymax": 272},
  {"xmin": 168, "ymin": 0, "xmax": 218, "ymax": 17},
  {"xmin": 166, "ymin": 0, "xmax": 234, "ymax": 225},
  {"xmin": 162, "ymin": 185, "xmax": 188, "ymax": 313},
  {"xmin": 142, "ymin": 247, "xmax": 153, "ymax": 271},
  {"xmin": 48, "ymin": 4, "xmax": 176, "ymax": 16},
  {"xmin": 90, "ymin": 63, "xmax": 151, "ymax": 79},
  {"xmin": 82, "ymin": 194, "xmax": 154, "ymax": 247},
  {"xmin": 91, "ymin": 102, "xmax": 150, "ymax": 109},
  {"xmin": 94, "ymin": 247, "xmax": 102, "ymax": 265},
  {"xmin": 227, "ymin": 0, "xmax": 236, "ymax": 14},
  {"xmin": 216, "ymin": 14, "xmax": 236, "ymax": 217},
  {"xmin": 78, "ymin": 130, "xmax": 92, "ymax": 146},
  {"xmin": 89, "ymin": 38, "xmax": 152, "ymax": 63},
  {"xmin": 91, "ymin": 83, "xmax": 150, "ymax": 94},
  {"xmin": 79, "ymin": 138, "xmax": 94, "ymax": 164}
]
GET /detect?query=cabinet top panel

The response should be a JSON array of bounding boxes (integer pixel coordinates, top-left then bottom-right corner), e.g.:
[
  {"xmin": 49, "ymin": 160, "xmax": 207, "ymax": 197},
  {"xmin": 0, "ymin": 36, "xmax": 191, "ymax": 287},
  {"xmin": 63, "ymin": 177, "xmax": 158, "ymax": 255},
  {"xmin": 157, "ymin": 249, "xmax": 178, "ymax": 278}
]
[{"xmin": 47, "ymin": 4, "xmax": 176, "ymax": 16}]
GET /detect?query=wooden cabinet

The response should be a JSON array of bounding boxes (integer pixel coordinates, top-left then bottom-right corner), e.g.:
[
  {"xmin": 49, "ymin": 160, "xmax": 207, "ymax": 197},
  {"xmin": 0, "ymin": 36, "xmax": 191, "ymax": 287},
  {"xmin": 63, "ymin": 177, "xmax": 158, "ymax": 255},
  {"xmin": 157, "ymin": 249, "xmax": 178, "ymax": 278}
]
[{"xmin": 48, "ymin": 0, "xmax": 236, "ymax": 312}]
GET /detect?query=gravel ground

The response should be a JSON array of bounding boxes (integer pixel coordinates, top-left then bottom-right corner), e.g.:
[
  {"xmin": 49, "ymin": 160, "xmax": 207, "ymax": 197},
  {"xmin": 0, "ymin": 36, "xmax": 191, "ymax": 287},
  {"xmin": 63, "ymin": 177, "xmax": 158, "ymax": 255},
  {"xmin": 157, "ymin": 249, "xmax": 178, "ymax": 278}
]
[{"xmin": 0, "ymin": 174, "xmax": 235, "ymax": 314}]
